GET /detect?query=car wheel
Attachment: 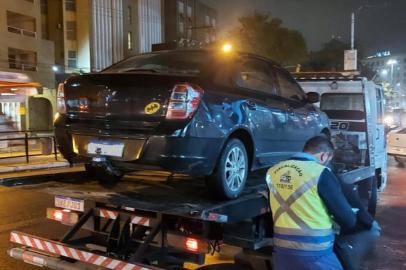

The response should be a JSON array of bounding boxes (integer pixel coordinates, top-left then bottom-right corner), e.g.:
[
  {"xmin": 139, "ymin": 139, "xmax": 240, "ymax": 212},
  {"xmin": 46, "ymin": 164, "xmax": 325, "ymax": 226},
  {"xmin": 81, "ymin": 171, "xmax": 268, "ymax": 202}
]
[
  {"xmin": 84, "ymin": 163, "xmax": 124, "ymax": 184},
  {"xmin": 208, "ymin": 139, "xmax": 248, "ymax": 199}
]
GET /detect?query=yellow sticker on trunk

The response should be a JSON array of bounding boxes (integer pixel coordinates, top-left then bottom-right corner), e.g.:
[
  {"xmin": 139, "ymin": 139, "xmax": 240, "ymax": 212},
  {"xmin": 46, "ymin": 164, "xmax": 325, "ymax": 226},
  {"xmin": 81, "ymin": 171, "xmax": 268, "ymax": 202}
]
[{"xmin": 145, "ymin": 102, "xmax": 160, "ymax": 114}]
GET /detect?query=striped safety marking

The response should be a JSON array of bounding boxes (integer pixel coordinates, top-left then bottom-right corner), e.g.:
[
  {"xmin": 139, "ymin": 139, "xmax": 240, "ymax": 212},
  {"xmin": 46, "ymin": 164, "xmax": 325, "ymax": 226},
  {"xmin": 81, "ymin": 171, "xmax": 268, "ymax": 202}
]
[
  {"xmin": 98, "ymin": 209, "xmax": 151, "ymax": 227},
  {"xmin": 10, "ymin": 231, "xmax": 161, "ymax": 270}
]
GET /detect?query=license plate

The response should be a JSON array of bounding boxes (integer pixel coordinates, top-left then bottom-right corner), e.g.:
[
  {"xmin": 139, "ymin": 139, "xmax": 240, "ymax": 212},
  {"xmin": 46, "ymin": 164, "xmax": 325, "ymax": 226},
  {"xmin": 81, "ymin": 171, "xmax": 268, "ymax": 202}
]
[
  {"xmin": 55, "ymin": 196, "xmax": 84, "ymax": 212},
  {"xmin": 87, "ymin": 140, "xmax": 124, "ymax": 157}
]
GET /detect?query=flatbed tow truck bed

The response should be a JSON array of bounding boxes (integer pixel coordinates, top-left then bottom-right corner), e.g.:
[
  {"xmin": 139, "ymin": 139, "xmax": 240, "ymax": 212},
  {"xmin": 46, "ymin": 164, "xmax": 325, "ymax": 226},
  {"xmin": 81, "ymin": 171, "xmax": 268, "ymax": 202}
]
[
  {"xmin": 7, "ymin": 166, "xmax": 376, "ymax": 270},
  {"xmin": 7, "ymin": 171, "xmax": 273, "ymax": 270}
]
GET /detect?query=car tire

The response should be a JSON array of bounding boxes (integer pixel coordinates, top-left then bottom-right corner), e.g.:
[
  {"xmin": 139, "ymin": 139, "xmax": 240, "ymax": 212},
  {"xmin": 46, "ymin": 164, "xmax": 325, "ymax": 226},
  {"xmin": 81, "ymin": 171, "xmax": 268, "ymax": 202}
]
[
  {"xmin": 84, "ymin": 163, "xmax": 124, "ymax": 184},
  {"xmin": 207, "ymin": 139, "xmax": 249, "ymax": 199}
]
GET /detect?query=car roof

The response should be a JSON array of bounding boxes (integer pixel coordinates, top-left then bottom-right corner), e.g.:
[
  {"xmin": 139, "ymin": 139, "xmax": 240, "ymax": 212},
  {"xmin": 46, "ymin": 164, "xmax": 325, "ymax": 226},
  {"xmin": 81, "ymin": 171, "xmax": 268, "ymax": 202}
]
[{"xmin": 140, "ymin": 48, "xmax": 283, "ymax": 68}]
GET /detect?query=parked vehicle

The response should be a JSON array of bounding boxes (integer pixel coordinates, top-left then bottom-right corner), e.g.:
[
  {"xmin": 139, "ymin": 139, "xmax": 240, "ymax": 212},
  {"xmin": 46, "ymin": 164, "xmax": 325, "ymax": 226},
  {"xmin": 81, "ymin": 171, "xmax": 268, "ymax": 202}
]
[
  {"xmin": 387, "ymin": 127, "xmax": 406, "ymax": 166},
  {"xmin": 55, "ymin": 49, "xmax": 330, "ymax": 198},
  {"xmin": 296, "ymin": 72, "xmax": 388, "ymax": 192}
]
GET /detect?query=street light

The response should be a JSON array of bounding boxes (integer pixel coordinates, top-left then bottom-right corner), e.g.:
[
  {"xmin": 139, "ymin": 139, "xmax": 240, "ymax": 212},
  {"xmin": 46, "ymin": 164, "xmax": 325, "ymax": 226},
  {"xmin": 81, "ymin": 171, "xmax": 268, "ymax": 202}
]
[
  {"xmin": 381, "ymin": 69, "xmax": 388, "ymax": 76},
  {"xmin": 387, "ymin": 59, "xmax": 398, "ymax": 86}
]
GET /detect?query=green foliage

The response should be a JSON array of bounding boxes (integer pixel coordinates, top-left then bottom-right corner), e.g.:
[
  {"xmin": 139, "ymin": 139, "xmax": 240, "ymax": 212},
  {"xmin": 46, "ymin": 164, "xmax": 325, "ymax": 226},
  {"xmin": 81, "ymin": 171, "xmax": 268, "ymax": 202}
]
[
  {"xmin": 228, "ymin": 12, "xmax": 308, "ymax": 66},
  {"xmin": 382, "ymin": 81, "xmax": 394, "ymax": 99},
  {"xmin": 303, "ymin": 39, "xmax": 348, "ymax": 71}
]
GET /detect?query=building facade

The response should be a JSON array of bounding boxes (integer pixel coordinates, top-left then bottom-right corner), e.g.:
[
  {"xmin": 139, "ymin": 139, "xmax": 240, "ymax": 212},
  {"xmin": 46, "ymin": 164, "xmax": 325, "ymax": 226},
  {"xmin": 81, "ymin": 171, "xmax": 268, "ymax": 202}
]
[
  {"xmin": 362, "ymin": 52, "xmax": 406, "ymax": 109},
  {"xmin": 0, "ymin": 0, "xmax": 56, "ymax": 131},
  {"xmin": 164, "ymin": 0, "xmax": 217, "ymax": 47},
  {"xmin": 41, "ymin": 0, "xmax": 163, "ymax": 73}
]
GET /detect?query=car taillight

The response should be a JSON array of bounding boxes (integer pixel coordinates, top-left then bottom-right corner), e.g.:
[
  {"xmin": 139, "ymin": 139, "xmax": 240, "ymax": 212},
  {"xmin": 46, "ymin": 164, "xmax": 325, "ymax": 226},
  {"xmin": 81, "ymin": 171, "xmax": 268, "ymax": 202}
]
[
  {"xmin": 166, "ymin": 83, "xmax": 203, "ymax": 120},
  {"xmin": 57, "ymin": 83, "xmax": 66, "ymax": 114}
]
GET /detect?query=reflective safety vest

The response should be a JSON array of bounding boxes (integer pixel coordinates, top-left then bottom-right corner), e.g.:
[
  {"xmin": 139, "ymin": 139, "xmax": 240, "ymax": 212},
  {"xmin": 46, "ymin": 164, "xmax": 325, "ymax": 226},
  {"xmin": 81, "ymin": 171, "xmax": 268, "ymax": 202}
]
[{"xmin": 266, "ymin": 159, "xmax": 334, "ymax": 253}]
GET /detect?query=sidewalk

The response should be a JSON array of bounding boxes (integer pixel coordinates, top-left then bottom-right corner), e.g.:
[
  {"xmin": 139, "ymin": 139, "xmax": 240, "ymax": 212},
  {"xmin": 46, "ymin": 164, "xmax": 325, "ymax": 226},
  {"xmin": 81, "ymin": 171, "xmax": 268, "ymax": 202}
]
[{"xmin": 0, "ymin": 154, "xmax": 70, "ymax": 174}]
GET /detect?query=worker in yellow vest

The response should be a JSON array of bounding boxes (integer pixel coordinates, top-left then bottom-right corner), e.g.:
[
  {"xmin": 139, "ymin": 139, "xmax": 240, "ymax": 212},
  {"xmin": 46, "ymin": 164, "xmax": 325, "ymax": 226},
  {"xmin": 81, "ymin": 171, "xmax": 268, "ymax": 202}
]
[{"xmin": 266, "ymin": 136, "xmax": 376, "ymax": 270}]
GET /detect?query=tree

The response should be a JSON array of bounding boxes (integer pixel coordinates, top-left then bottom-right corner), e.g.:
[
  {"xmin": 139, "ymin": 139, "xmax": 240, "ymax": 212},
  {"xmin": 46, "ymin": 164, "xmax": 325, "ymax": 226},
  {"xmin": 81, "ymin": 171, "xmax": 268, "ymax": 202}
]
[
  {"xmin": 227, "ymin": 12, "xmax": 308, "ymax": 66},
  {"xmin": 302, "ymin": 39, "xmax": 348, "ymax": 71}
]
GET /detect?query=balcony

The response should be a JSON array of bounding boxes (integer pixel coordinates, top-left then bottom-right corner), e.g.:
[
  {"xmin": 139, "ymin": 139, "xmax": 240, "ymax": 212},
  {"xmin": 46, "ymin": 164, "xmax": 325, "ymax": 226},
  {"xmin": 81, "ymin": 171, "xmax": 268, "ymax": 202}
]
[
  {"xmin": 8, "ymin": 48, "xmax": 38, "ymax": 72},
  {"xmin": 7, "ymin": 11, "xmax": 37, "ymax": 38}
]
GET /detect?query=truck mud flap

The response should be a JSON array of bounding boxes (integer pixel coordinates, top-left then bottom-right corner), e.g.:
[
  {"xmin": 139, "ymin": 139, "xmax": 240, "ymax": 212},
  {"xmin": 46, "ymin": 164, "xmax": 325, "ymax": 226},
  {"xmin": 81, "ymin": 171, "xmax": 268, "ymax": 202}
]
[{"xmin": 9, "ymin": 231, "xmax": 163, "ymax": 270}]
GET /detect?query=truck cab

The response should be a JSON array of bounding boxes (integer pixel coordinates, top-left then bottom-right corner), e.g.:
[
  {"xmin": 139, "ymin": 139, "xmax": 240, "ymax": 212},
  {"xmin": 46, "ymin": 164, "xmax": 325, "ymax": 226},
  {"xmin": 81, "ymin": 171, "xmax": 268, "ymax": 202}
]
[{"xmin": 295, "ymin": 72, "xmax": 387, "ymax": 191}]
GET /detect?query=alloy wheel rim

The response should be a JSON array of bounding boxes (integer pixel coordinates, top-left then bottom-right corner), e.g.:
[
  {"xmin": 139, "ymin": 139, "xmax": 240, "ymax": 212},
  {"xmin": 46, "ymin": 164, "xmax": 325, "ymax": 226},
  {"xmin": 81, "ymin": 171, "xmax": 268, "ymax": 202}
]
[{"xmin": 224, "ymin": 146, "xmax": 246, "ymax": 192}]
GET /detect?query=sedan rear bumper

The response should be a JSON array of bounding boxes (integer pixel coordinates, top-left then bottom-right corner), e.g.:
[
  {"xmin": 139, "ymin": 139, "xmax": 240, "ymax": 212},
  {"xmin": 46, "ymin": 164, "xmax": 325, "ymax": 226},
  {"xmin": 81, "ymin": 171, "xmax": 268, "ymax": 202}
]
[{"xmin": 56, "ymin": 127, "xmax": 224, "ymax": 176}]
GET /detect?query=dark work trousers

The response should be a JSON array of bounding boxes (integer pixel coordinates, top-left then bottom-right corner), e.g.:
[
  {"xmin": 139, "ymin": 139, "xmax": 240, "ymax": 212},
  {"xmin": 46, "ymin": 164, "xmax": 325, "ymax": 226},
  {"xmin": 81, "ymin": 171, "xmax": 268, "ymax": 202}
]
[{"xmin": 334, "ymin": 222, "xmax": 381, "ymax": 270}]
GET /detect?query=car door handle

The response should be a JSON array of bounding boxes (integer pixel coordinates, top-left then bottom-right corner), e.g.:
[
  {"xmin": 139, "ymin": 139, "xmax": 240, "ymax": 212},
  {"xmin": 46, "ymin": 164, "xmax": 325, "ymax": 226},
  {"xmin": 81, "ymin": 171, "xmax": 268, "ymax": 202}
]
[{"xmin": 246, "ymin": 100, "xmax": 257, "ymax": 110}]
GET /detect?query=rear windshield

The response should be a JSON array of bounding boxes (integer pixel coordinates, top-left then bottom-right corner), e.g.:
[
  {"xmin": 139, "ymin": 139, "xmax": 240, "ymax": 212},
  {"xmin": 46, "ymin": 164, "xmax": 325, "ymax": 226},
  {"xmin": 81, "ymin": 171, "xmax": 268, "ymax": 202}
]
[
  {"xmin": 103, "ymin": 51, "xmax": 211, "ymax": 74},
  {"xmin": 320, "ymin": 93, "xmax": 365, "ymax": 120}
]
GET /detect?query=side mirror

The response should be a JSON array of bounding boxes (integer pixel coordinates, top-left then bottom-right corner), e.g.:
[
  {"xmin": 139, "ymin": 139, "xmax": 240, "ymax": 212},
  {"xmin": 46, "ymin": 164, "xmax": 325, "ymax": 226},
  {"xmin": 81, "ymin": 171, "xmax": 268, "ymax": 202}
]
[{"xmin": 306, "ymin": 92, "xmax": 320, "ymax": 103}]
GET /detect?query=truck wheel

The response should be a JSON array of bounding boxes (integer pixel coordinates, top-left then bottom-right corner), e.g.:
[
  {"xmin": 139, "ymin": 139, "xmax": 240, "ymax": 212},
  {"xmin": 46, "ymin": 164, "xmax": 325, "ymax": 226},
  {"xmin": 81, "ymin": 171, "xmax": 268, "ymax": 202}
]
[
  {"xmin": 357, "ymin": 176, "xmax": 377, "ymax": 217},
  {"xmin": 207, "ymin": 139, "xmax": 248, "ymax": 199},
  {"xmin": 84, "ymin": 164, "xmax": 124, "ymax": 184}
]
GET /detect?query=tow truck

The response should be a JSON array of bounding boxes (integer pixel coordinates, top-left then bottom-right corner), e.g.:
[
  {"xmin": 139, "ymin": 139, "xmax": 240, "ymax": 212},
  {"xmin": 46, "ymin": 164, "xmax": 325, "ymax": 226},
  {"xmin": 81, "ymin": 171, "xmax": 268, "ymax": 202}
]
[{"xmin": 7, "ymin": 75, "xmax": 381, "ymax": 270}]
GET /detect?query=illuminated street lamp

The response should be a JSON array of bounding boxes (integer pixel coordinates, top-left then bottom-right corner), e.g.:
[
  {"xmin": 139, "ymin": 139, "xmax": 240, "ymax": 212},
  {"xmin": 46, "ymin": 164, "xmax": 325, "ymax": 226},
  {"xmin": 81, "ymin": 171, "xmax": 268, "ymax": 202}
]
[
  {"xmin": 387, "ymin": 59, "xmax": 398, "ymax": 86},
  {"xmin": 387, "ymin": 59, "xmax": 398, "ymax": 66},
  {"xmin": 52, "ymin": 65, "xmax": 59, "ymax": 72},
  {"xmin": 381, "ymin": 69, "xmax": 388, "ymax": 76},
  {"xmin": 221, "ymin": 43, "xmax": 233, "ymax": 53}
]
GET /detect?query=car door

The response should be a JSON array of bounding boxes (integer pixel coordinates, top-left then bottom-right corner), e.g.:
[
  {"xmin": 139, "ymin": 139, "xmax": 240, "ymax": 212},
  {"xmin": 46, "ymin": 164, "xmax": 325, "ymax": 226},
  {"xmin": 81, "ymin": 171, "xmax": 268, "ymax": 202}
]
[
  {"xmin": 236, "ymin": 57, "xmax": 289, "ymax": 165},
  {"xmin": 274, "ymin": 67, "xmax": 318, "ymax": 151}
]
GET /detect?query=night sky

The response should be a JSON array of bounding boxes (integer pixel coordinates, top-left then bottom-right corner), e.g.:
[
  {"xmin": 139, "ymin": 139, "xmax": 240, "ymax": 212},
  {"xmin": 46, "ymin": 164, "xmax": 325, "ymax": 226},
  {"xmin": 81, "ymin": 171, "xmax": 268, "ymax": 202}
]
[{"xmin": 203, "ymin": 0, "xmax": 406, "ymax": 55}]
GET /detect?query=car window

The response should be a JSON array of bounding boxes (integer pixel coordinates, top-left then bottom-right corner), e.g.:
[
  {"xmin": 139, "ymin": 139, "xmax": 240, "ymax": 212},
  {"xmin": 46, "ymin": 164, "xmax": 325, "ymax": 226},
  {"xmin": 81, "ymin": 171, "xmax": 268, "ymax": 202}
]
[
  {"xmin": 274, "ymin": 69, "xmax": 306, "ymax": 102},
  {"xmin": 102, "ymin": 51, "xmax": 211, "ymax": 74},
  {"xmin": 236, "ymin": 58, "xmax": 278, "ymax": 95}
]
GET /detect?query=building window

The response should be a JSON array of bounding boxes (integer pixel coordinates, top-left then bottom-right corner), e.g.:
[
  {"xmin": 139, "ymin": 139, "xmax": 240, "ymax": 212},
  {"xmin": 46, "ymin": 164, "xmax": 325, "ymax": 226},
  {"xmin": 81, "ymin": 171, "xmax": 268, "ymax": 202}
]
[
  {"xmin": 67, "ymin": 50, "xmax": 77, "ymax": 68},
  {"xmin": 66, "ymin": 21, "xmax": 77, "ymax": 40},
  {"xmin": 187, "ymin": 5, "xmax": 192, "ymax": 18},
  {"xmin": 127, "ymin": 6, "xmax": 132, "ymax": 24},
  {"xmin": 8, "ymin": 48, "xmax": 37, "ymax": 71},
  {"xmin": 205, "ymin": 15, "xmax": 210, "ymax": 26},
  {"xmin": 179, "ymin": 21, "xmax": 184, "ymax": 34},
  {"xmin": 127, "ymin": 31, "xmax": 132, "ymax": 50},
  {"xmin": 211, "ymin": 18, "xmax": 216, "ymax": 27},
  {"xmin": 7, "ymin": 11, "xmax": 36, "ymax": 38},
  {"xmin": 178, "ymin": 1, "xmax": 184, "ymax": 14},
  {"xmin": 65, "ymin": 0, "xmax": 76, "ymax": 11},
  {"xmin": 40, "ymin": 0, "xmax": 48, "ymax": 15}
]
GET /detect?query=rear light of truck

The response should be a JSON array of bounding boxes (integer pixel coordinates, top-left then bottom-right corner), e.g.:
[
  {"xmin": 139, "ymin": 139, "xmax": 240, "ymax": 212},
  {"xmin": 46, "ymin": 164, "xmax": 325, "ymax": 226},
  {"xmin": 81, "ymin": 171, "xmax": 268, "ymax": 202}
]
[
  {"xmin": 56, "ymin": 83, "xmax": 66, "ymax": 114},
  {"xmin": 167, "ymin": 233, "xmax": 209, "ymax": 254},
  {"xmin": 166, "ymin": 83, "xmax": 204, "ymax": 120},
  {"xmin": 47, "ymin": 208, "xmax": 79, "ymax": 225}
]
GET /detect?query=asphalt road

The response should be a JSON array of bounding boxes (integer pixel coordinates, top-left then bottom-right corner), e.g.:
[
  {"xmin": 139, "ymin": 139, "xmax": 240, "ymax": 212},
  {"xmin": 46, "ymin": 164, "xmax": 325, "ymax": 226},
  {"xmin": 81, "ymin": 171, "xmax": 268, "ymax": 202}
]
[{"xmin": 0, "ymin": 162, "xmax": 405, "ymax": 270}]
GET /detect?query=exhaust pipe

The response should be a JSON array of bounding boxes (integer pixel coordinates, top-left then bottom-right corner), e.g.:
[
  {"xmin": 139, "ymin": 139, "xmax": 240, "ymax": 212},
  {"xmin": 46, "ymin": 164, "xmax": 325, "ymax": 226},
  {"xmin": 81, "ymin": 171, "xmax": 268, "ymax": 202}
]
[{"xmin": 8, "ymin": 248, "xmax": 98, "ymax": 270}]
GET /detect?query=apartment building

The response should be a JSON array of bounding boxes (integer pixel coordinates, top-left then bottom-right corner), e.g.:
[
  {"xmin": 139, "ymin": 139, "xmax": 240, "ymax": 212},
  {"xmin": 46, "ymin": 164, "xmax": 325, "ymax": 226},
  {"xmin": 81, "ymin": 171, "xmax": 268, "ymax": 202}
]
[
  {"xmin": 41, "ymin": 0, "xmax": 163, "ymax": 74},
  {"xmin": 0, "ymin": 0, "xmax": 56, "ymax": 130},
  {"xmin": 363, "ymin": 51, "xmax": 406, "ymax": 109},
  {"xmin": 164, "ymin": 0, "xmax": 217, "ymax": 47}
]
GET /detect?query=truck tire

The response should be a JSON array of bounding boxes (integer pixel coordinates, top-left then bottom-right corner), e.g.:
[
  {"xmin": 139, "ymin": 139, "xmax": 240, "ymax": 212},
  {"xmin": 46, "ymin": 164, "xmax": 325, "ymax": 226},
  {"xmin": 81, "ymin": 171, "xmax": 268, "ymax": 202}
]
[
  {"xmin": 207, "ymin": 139, "xmax": 248, "ymax": 199},
  {"xmin": 357, "ymin": 176, "xmax": 377, "ymax": 217},
  {"xmin": 84, "ymin": 163, "xmax": 124, "ymax": 185}
]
